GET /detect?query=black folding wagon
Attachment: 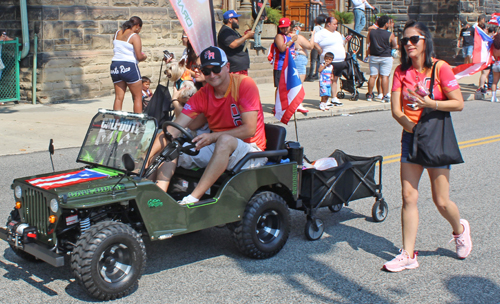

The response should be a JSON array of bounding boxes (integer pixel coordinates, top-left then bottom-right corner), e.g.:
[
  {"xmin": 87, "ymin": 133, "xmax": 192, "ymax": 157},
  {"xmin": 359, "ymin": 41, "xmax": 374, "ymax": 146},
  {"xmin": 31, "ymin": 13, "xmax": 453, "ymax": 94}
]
[{"xmin": 297, "ymin": 149, "xmax": 388, "ymax": 240}]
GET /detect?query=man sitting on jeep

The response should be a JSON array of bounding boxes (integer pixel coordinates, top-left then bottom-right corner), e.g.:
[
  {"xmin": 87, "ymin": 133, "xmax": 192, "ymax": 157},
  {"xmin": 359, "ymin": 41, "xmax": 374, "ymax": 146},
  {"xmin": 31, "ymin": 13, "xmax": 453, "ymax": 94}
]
[{"xmin": 150, "ymin": 46, "xmax": 267, "ymax": 205}]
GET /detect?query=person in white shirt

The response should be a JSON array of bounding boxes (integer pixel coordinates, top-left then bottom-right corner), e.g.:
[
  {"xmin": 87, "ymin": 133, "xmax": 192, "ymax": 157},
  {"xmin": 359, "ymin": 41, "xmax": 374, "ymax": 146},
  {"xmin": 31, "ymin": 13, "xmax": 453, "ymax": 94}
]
[
  {"xmin": 351, "ymin": 0, "xmax": 374, "ymax": 34},
  {"xmin": 314, "ymin": 17, "xmax": 351, "ymax": 106}
]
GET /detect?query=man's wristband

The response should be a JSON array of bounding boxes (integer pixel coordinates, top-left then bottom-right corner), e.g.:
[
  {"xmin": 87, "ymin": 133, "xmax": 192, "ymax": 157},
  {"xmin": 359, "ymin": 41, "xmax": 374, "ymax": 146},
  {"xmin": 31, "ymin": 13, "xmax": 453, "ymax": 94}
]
[{"xmin": 172, "ymin": 99, "xmax": 178, "ymax": 102}]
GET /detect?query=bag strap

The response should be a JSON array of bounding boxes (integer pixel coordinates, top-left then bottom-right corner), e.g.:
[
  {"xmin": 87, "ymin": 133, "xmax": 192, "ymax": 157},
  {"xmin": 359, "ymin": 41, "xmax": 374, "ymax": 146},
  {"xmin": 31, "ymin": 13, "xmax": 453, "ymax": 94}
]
[{"xmin": 428, "ymin": 60, "xmax": 440, "ymax": 100}]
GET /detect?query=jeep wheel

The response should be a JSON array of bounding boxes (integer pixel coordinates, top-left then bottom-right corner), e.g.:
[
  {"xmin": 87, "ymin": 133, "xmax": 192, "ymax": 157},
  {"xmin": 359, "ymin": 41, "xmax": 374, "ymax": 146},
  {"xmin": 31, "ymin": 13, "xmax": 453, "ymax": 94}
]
[
  {"xmin": 233, "ymin": 191, "xmax": 291, "ymax": 259},
  {"xmin": 7, "ymin": 209, "xmax": 41, "ymax": 262},
  {"xmin": 70, "ymin": 221, "xmax": 146, "ymax": 301}
]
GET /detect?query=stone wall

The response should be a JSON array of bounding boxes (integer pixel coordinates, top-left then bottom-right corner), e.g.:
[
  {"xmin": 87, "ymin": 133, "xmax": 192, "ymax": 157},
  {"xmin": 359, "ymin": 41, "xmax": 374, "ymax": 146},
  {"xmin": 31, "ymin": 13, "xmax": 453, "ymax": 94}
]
[
  {"xmin": 370, "ymin": 0, "xmax": 500, "ymax": 65},
  {"xmin": 0, "ymin": 0, "xmax": 223, "ymax": 103}
]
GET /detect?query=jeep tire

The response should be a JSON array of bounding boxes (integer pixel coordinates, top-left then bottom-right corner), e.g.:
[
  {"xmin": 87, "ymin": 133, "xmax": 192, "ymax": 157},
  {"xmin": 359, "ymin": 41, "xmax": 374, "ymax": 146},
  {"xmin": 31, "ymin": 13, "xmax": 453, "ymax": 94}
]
[
  {"xmin": 233, "ymin": 191, "xmax": 291, "ymax": 259},
  {"xmin": 70, "ymin": 221, "xmax": 146, "ymax": 300}
]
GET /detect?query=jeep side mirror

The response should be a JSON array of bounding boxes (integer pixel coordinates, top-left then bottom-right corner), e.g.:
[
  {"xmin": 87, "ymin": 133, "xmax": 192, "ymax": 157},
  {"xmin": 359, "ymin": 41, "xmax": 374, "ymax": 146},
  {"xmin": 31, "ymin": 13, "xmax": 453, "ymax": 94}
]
[{"xmin": 122, "ymin": 154, "xmax": 135, "ymax": 173}]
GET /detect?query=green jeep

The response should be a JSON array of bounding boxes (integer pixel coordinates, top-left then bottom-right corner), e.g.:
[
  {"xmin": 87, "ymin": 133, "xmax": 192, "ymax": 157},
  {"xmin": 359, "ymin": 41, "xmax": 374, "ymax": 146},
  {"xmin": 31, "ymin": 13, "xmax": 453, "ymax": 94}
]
[{"xmin": 0, "ymin": 109, "xmax": 302, "ymax": 300}]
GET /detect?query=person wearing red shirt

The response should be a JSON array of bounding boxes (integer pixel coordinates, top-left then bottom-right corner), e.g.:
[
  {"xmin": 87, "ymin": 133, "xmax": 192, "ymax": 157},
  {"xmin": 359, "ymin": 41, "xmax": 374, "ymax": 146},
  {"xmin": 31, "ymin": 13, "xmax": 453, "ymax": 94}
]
[{"xmin": 150, "ymin": 46, "xmax": 267, "ymax": 205}]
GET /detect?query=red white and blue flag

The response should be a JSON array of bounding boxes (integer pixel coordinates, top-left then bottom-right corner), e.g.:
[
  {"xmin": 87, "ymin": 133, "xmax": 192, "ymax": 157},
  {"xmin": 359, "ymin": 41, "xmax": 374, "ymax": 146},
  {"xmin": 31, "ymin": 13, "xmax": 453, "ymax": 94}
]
[
  {"xmin": 26, "ymin": 169, "xmax": 109, "ymax": 190},
  {"xmin": 453, "ymin": 25, "xmax": 493, "ymax": 79},
  {"xmin": 274, "ymin": 49, "xmax": 305, "ymax": 124},
  {"xmin": 487, "ymin": 13, "xmax": 500, "ymax": 25}
]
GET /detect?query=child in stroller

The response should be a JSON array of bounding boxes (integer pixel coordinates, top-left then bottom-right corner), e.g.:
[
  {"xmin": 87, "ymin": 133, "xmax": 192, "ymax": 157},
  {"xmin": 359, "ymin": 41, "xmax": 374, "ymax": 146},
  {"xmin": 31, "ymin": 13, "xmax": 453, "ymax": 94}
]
[{"xmin": 336, "ymin": 52, "xmax": 366, "ymax": 101}]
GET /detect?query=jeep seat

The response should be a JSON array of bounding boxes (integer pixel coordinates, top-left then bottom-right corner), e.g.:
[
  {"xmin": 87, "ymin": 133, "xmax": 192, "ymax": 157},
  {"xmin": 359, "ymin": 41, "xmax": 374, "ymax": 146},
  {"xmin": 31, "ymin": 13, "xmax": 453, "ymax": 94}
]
[{"xmin": 173, "ymin": 124, "xmax": 288, "ymax": 181}]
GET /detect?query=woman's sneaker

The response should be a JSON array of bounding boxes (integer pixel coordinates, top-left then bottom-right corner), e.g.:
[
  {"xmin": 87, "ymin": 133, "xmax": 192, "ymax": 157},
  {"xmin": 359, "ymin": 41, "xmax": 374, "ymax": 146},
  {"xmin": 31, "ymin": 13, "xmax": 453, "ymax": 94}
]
[
  {"xmin": 383, "ymin": 249, "xmax": 419, "ymax": 272},
  {"xmin": 450, "ymin": 219, "xmax": 472, "ymax": 259},
  {"xmin": 366, "ymin": 93, "xmax": 374, "ymax": 101},
  {"xmin": 377, "ymin": 93, "xmax": 384, "ymax": 100}
]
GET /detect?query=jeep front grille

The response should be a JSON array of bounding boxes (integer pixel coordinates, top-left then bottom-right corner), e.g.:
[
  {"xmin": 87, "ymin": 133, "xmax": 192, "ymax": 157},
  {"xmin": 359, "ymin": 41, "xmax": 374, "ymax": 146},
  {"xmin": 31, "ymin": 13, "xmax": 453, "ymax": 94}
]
[{"xmin": 22, "ymin": 188, "xmax": 49, "ymax": 235}]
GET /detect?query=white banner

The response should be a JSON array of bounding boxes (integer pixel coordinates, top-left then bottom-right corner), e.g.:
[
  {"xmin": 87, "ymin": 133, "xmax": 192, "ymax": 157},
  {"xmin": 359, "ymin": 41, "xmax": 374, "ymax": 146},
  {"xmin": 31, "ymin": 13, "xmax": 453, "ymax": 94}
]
[{"xmin": 169, "ymin": 0, "xmax": 217, "ymax": 56}]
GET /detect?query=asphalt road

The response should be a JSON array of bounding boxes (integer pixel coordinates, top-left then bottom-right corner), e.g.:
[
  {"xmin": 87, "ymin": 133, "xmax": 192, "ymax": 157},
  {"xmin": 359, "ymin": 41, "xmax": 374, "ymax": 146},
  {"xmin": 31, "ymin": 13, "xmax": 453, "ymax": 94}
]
[{"xmin": 0, "ymin": 100, "xmax": 499, "ymax": 303}]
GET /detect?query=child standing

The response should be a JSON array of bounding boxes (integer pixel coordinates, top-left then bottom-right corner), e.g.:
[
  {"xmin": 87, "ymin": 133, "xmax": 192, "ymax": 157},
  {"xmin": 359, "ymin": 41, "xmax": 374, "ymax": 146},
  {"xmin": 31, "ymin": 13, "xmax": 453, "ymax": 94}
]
[
  {"xmin": 141, "ymin": 76, "xmax": 152, "ymax": 110},
  {"xmin": 318, "ymin": 52, "xmax": 334, "ymax": 110}
]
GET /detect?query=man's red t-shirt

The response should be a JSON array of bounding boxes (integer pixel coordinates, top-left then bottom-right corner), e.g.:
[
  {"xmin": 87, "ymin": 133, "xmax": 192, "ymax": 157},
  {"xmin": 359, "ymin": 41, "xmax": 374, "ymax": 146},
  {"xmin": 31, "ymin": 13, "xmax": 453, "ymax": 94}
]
[{"xmin": 182, "ymin": 74, "xmax": 267, "ymax": 150}]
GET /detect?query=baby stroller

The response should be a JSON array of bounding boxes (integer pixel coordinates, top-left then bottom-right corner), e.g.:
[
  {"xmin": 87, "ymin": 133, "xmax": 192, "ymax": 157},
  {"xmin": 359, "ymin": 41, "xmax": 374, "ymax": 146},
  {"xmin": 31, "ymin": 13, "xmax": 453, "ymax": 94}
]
[{"xmin": 336, "ymin": 52, "xmax": 366, "ymax": 101}]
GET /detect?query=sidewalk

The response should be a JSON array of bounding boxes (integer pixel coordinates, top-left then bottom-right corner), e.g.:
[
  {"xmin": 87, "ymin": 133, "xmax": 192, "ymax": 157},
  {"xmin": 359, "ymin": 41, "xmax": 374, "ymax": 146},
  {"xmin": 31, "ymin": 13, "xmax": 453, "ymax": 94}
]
[{"xmin": 0, "ymin": 67, "xmax": 482, "ymax": 156}]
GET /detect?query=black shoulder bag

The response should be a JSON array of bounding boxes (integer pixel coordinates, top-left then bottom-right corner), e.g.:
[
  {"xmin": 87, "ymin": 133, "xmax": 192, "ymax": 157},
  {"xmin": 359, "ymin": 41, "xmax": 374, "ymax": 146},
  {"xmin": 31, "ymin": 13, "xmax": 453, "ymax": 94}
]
[{"xmin": 407, "ymin": 61, "xmax": 464, "ymax": 167}]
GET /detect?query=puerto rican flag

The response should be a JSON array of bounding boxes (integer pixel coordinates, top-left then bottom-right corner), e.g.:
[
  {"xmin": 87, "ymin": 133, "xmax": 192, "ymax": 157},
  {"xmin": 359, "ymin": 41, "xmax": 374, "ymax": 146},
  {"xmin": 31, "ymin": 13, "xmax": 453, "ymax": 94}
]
[
  {"xmin": 453, "ymin": 25, "xmax": 493, "ymax": 79},
  {"xmin": 274, "ymin": 48, "xmax": 305, "ymax": 124},
  {"xmin": 487, "ymin": 13, "xmax": 500, "ymax": 25},
  {"xmin": 26, "ymin": 169, "xmax": 109, "ymax": 190}
]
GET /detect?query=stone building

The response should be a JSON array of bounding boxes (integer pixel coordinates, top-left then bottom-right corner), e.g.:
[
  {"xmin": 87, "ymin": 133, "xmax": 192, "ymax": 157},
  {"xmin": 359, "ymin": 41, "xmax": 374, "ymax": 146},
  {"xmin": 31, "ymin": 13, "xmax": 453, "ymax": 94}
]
[
  {"xmin": 2, "ymin": 0, "xmax": 500, "ymax": 103},
  {"xmin": 368, "ymin": 0, "xmax": 500, "ymax": 65},
  {"xmin": 0, "ymin": 0, "xmax": 226, "ymax": 103}
]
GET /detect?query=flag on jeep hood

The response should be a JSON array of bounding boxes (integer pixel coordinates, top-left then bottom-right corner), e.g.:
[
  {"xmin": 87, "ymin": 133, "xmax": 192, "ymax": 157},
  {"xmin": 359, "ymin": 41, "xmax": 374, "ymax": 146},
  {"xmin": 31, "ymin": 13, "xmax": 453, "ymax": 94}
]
[{"xmin": 26, "ymin": 169, "xmax": 111, "ymax": 190}]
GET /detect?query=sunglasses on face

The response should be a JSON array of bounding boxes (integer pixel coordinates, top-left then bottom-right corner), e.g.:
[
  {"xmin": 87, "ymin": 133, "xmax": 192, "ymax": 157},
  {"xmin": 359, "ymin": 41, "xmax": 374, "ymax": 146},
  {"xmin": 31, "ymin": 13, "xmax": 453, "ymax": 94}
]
[
  {"xmin": 401, "ymin": 35, "xmax": 426, "ymax": 46},
  {"xmin": 201, "ymin": 64, "xmax": 225, "ymax": 76}
]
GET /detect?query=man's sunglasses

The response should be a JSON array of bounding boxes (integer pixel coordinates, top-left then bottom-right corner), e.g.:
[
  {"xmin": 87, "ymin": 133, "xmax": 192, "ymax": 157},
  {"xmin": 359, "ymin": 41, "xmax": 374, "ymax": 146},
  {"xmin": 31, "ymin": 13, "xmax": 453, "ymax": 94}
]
[
  {"xmin": 401, "ymin": 35, "xmax": 426, "ymax": 46},
  {"xmin": 201, "ymin": 64, "xmax": 225, "ymax": 76}
]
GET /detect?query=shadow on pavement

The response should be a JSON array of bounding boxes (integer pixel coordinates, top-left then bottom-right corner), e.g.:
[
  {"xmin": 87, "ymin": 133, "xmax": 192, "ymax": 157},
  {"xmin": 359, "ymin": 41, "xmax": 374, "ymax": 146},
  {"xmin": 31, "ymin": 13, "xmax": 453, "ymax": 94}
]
[{"xmin": 445, "ymin": 276, "xmax": 500, "ymax": 303}]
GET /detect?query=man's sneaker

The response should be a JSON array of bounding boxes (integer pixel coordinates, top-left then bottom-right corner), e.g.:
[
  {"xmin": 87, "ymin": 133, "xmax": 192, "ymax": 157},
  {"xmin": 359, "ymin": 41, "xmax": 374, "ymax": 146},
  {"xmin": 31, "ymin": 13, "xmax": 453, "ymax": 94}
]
[
  {"xmin": 377, "ymin": 93, "xmax": 384, "ymax": 100},
  {"xmin": 366, "ymin": 93, "xmax": 374, "ymax": 102},
  {"xmin": 383, "ymin": 249, "xmax": 419, "ymax": 272},
  {"xmin": 450, "ymin": 219, "xmax": 472, "ymax": 259},
  {"xmin": 331, "ymin": 97, "xmax": 343, "ymax": 106},
  {"xmin": 382, "ymin": 95, "xmax": 391, "ymax": 103}
]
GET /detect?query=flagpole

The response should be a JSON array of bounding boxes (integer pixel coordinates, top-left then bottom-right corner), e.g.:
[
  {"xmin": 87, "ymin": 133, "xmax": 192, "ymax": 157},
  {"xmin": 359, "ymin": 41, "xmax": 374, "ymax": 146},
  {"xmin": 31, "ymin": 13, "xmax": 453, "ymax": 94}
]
[
  {"xmin": 243, "ymin": 0, "xmax": 268, "ymax": 52},
  {"xmin": 293, "ymin": 113, "xmax": 299, "ymax": 141}
]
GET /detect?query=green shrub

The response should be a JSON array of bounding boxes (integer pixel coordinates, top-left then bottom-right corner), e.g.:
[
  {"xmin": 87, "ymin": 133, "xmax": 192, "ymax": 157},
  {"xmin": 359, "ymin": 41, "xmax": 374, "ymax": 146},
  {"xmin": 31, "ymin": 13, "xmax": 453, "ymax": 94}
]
[
  {"xmin": 333, "ymin": 10, "xmax": 354, "ymax": 25},
  {"xmin": 265, "ymin": 7, "xmax": 283, "ymax": 25},
  {"xmin": 371, "ymin": 13, "xmax": 396, "ymax": 24}
]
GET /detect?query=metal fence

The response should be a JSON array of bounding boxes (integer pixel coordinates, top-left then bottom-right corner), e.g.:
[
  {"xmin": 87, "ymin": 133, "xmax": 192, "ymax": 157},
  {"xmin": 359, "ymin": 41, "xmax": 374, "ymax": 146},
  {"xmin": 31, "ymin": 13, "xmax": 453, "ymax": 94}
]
[{"xmin": 0, "ymin": 38, "xmax": 20, "ymax": 103}]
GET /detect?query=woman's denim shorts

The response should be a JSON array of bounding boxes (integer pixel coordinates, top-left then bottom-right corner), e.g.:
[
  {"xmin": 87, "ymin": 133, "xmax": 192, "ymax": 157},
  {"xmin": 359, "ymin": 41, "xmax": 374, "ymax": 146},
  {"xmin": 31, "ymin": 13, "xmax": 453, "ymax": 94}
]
[
  {"xmin": 295, "ymin": 54, "xmax": 308, "ymax": 75},
  {"xmin": 401, "ymin": 130, "xmax": 451, "ymax": 169}
]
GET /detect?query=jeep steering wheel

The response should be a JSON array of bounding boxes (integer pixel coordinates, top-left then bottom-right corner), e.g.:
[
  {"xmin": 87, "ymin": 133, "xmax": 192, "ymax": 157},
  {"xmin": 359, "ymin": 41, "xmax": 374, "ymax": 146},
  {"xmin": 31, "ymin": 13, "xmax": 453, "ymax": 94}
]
[{"xmin": 162, "ymin": 121, "xmax": 199, "ymax": 156}]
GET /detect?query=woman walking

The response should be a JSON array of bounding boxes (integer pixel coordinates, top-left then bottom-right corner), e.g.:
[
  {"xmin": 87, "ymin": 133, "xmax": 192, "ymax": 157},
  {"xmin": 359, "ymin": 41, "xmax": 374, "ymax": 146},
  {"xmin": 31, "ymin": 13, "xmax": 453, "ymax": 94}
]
[
  {"xmin": 384, "ymin": 20, "xmax": 472, "ymax": 272},
  {"xmin": 110, "ymin": 16, "xmax": 147, "ymax": 113}
]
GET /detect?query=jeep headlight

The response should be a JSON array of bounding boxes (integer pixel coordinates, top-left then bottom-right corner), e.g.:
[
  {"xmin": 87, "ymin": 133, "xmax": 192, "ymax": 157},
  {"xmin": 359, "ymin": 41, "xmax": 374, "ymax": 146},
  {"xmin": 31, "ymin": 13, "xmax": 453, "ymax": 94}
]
[
  {"xmin": 50, "ymin": 199, "xmax": 59, "ymax": 213},
  {"xmin": 15, "ymin": 186, "xmax": 22, "ymax": 199}
]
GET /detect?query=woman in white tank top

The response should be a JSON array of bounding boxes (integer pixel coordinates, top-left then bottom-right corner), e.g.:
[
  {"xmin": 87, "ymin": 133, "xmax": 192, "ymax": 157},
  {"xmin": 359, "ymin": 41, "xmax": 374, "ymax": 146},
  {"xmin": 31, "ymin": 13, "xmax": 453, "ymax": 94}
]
[{"xmin": 110, "ymin": 16, "xmax": 147, "ymax": 113}]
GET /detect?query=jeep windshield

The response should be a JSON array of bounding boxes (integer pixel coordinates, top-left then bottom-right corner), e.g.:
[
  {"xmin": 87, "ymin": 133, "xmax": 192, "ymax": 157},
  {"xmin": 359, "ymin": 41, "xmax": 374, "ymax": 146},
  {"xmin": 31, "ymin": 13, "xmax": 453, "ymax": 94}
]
[{"xmin": 77, "ymin": 109, "xmax": 158, "ymax": 174}]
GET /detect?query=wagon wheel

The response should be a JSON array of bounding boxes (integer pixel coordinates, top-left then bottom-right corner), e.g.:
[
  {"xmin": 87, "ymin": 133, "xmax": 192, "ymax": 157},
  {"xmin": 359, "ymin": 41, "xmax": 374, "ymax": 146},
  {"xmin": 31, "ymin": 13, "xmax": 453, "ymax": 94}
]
[
  {"xmin": 372, "ymin": 199, "xmax": 388, "ymax": 222},
  {"xmin": 328, "ymin": 204, "xmax": 342, "ymax": 213},
  {"xmin": 304, "ymin": 218, "xmax": 324, "ymax": 241},
  {"xmin": 348, "ymin": 35, "xmax": 361, "ymax": 55}
]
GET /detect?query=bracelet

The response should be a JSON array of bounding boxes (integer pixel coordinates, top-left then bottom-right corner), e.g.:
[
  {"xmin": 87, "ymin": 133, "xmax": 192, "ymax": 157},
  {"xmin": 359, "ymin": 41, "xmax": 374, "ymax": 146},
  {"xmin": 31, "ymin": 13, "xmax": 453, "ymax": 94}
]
[
  {"xmin": 172, "ymin": 99, "xmax": 178, "ymax": 102},
  {"xmin": 435, "ymin": 101, "xmax": 438, "ymax": 110}
]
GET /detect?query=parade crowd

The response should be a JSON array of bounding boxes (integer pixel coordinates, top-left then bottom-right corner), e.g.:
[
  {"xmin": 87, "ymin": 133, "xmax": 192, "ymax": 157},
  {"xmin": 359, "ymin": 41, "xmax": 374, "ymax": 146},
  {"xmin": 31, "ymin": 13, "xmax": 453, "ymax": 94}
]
[{"xmin": 106, "ymin": 0, "xmax": 488, "ymax": 272}]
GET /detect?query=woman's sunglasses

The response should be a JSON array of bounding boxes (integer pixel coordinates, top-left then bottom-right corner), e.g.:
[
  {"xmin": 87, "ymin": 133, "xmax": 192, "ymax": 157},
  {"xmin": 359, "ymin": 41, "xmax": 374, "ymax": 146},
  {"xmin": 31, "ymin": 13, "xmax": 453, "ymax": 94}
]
[
  {"xmin": 401, "ymin": 35, "xmax": 426, "ymax": 46},
  {"xmin": 201, "ymin": 64, "xmax": 225, "ymax": 76}
]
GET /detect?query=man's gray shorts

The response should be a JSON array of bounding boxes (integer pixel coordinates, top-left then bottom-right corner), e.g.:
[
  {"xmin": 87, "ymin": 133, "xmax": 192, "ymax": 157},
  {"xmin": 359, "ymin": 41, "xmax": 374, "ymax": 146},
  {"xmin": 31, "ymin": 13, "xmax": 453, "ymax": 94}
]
[
  {"xmin": 369, "ymin": 56, "xmax": 394, "ymax": 76},
  {"xmin": 178, "ymin": 138, "xmax": 267, "ymax": 171}
]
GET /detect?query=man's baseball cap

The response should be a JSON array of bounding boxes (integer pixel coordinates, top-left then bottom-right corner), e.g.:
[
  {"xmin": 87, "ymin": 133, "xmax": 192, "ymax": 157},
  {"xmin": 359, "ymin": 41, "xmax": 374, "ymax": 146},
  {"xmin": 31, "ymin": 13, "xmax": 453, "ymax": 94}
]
[
  {"xmin": 223, "ymin": 10, "xmax": 241, "ymax": 20},
  {"xmin": 200, "ymin": 46, "xmax": 228, "ymax": 67},
  {"xmin": 279, "ymin": 17, "xmax": 291, "ymax": 28}
]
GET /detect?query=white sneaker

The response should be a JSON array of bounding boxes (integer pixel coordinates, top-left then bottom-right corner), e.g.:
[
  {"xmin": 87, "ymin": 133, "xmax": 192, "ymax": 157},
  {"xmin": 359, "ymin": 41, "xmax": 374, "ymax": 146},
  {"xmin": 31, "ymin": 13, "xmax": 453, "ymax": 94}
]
[
  {"xmin": 319, "ymin": 102, "xmax": 328, "ymax": 111},
  {"xmin": 382, "ymin": 95, "xmax": 391, "ymax": 103},
  {"xmin": 179, "ymin": 194, "xmax": 199, "ymax": 205},
  {"xmin": 377, "ymin": 93, "xmax": 384, "ymax": 100},
  {"xmin": 331, "ymin": 98, "xmax": 343, "ymax": 106}
]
